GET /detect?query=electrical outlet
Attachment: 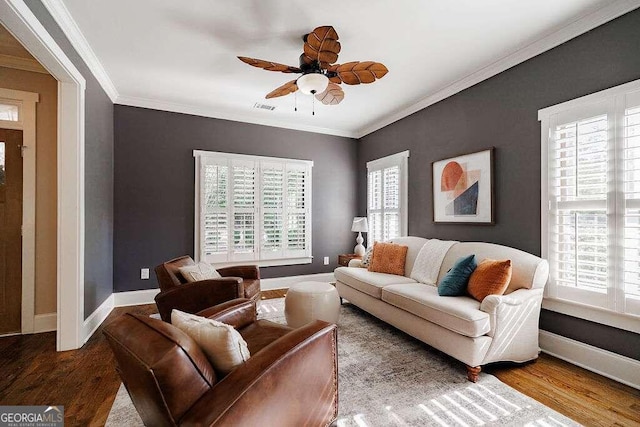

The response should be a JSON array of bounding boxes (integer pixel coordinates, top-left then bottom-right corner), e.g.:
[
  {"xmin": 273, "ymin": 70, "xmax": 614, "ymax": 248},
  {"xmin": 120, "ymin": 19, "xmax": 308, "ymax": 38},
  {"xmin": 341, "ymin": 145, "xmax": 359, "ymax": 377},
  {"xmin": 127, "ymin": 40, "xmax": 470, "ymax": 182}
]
[
  {"xmin": 141, "ymin": 268, "xmax": 150, "ymax": 280},
  {"xmin": 323, "ymin": 256, "xmax": 329, "ymax": 265}
]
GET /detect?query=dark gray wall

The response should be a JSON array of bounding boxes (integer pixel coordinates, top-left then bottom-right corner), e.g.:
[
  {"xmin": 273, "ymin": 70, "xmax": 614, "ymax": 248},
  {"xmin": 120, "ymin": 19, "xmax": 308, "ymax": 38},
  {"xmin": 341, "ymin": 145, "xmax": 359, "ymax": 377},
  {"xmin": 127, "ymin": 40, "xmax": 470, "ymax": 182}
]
[
  {"xmin": 25, "ymin": 1, "xmax": 114, "ymax": 319},
  {"xmin": 358, "ymin": 9, "xmax": 640, "ymax": 360},
  {"xmin": 113, "ymin": 105, "xmax": 357, "ymax": 292}
]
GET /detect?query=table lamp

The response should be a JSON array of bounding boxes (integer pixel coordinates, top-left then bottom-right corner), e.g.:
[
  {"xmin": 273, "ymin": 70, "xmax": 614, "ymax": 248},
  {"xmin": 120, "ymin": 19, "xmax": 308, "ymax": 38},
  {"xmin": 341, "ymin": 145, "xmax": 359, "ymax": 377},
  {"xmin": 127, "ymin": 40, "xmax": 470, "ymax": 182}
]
[{"xmin": 351, "ymin": 217, "xmax": 369, "ymax": 256}]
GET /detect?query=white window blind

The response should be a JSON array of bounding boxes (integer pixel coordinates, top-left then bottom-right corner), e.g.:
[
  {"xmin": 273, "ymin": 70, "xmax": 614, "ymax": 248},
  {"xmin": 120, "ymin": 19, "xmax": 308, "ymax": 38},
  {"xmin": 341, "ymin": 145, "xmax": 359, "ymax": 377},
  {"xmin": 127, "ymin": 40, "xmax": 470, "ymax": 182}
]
[
  {"xmin": 367, "ymin": 151, "xmax": 409, "ymax": 244},
  {"xmin": 541, "ymin": 83, "xmax": 640, "ymax": 321},
  {"xmin": 195, "ymin": 151, "xmax": 313, "ymax": 267}
]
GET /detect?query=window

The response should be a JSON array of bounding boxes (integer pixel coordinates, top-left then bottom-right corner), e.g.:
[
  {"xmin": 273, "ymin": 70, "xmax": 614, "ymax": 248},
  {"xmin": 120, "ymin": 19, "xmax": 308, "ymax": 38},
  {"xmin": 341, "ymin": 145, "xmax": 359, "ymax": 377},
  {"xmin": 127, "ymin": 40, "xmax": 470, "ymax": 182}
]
[
  {"xmin": 0, "ymin": 102, "xmax": 19, "ymax": 122},
  {"xmin": 367, "ymin": 151, "xmax": 409, "ymax": 244},
  {"xmin": 194, "ymin": 150, "xmax": 312, "ymax": 266},
  {"xmin": 540, "ymin": 80, "xmax": 640, "ymax": 325}
]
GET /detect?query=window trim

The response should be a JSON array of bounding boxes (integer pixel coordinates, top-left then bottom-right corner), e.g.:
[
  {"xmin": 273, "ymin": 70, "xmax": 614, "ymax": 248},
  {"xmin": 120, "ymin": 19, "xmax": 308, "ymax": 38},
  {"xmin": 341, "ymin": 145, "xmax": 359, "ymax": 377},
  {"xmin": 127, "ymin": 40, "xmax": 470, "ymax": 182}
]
[
  {"xmin": 539, "ymin": 78, "xmax": 640, "ymax": 333},
  {"xmin": 366, "ymin": 150, "xmax": 410, "ymax": 242},
  {"xmin": 193, "ymin": 150, "xmax": 313, "ymax": 268}
]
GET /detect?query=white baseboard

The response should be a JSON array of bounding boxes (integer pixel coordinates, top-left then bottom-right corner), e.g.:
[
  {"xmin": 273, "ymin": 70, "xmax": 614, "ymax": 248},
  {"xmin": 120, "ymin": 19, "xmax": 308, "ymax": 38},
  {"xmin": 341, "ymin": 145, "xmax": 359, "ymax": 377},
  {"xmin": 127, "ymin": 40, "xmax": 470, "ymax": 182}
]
[
  {"xmin": 33, "ymin": 313, "xmax": 57, "ymax": 333},
  {"xmin": 82, "ymin": 294, "xmax": 114, "ymax": 344},
  {"xmin": 261, "ymin": 272, "xmax": 336, "ymax": 290},
  {"xmin": 539, "ymin": 330, "xmax": 640, "ymax": 390},
  {"xmin": 113, "ymin": 288, "xmax": 161, "ymax": 306}
]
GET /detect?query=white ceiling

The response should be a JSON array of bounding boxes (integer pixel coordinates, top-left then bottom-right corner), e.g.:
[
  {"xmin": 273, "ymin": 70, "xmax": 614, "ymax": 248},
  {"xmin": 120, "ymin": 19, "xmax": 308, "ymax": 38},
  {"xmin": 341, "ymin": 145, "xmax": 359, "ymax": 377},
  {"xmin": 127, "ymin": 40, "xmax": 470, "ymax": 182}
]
[{"xmin": 57, "ymin": 0, "xmax": 628, "ymax": 138}]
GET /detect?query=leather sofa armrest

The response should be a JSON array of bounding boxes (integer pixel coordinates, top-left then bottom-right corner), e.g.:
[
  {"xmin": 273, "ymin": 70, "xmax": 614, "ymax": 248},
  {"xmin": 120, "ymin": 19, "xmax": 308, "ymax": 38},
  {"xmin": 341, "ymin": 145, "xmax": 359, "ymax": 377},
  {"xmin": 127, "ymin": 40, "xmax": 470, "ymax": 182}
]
[
  {"xmin": 196, "ymin": 298, "xmax": 256, "ymax": 329},
  {"xmin": 217, "ymin": 265, "xmax": 260, "ymax": 280},
  {"xmin": 180, "ymin": 321, "xmax": 338, "ymax": 426},
  {"xmin": 154, "ymin": 278, "xmax": 244, "ymax": 322}
]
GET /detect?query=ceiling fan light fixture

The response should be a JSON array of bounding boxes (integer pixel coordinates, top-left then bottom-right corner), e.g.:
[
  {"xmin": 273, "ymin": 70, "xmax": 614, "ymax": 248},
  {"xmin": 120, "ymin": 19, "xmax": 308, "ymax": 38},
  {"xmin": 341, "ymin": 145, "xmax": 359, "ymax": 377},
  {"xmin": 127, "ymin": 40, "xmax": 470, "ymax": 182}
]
[{"xmin": 297, "ymin": 73, "xmax": 329, "ymax": 95}]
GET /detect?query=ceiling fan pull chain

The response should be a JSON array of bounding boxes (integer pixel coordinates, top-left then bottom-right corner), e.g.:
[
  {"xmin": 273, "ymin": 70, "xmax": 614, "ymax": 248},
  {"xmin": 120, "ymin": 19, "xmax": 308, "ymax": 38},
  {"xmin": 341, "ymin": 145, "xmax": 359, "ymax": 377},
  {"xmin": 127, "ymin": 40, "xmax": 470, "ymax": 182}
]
[
  {"xmin": 294, "ymin": 91, "xmax": 297, "ymax": 112},
  {"xmin": 312, "ymin": 95, "xmax": 315, "ymax": 116}
]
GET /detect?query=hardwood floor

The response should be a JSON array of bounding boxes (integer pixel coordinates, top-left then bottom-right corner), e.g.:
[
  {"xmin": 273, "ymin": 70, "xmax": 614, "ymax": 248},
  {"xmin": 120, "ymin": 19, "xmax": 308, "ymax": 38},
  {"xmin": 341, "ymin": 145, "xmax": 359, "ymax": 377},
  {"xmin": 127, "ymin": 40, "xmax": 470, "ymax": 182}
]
[{"xmin": 1, "ymin": 292, "xmax": 638, "ymax": 426}]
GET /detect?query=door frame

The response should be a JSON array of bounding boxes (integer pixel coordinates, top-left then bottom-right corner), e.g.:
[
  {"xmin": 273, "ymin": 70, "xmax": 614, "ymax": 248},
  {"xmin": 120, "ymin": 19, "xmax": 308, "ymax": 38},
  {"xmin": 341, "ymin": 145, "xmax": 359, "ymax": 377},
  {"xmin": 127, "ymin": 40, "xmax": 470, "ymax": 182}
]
[
  {"xmin": 0, "ymin": 0, "xmax": 86, "ymax": 350},
  {"xmin": 0, "ymin": 88, "xmax": 38, "ymax": 334}
]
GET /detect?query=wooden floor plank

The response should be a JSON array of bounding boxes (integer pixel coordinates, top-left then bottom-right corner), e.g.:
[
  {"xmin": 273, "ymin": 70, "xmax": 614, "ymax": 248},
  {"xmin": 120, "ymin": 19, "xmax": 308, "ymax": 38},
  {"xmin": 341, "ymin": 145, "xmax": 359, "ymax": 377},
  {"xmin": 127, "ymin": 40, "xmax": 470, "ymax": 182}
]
[{"xmin": 1, "ymin": 293, "xmax": 638, "ymax": 426}]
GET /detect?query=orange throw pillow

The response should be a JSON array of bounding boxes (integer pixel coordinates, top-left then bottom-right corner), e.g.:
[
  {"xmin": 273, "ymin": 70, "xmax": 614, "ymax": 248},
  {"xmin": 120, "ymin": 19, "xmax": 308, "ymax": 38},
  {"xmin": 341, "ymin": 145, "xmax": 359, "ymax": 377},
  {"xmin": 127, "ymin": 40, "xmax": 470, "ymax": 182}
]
[
  {"xmin": 467, "ymin": 259, "xmax": 513, "ymax": 302},
  {"xmin": 368, "ymin": 242, "xmax": 408, "ymax": 276}
]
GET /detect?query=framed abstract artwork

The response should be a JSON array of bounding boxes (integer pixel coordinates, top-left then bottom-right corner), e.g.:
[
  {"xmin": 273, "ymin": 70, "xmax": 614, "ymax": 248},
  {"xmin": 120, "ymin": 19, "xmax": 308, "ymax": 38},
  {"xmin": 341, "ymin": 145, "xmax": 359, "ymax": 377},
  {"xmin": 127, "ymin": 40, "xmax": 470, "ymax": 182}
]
[{"xmin": 432, "ymin": 148, "xmax": 494, "ymax": 224}]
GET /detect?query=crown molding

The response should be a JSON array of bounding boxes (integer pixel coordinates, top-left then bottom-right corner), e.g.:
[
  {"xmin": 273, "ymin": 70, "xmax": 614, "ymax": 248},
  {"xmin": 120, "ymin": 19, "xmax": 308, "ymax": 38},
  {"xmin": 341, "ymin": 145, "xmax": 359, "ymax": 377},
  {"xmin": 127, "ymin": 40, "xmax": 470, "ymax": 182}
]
[
  {"xmin": 116, "ymin": 95, "xmax": 359, "ymax": 139},
  {"xmin": 355, "ymin": 0, "xmax": 640, "ymax": 139},
  {"xmin": 40, "ymin": 0, "xmax": 118, "ymax": 102},
  {"xmin": 0, "ymin": 52, "xmax": 48, "ymax": 73}
]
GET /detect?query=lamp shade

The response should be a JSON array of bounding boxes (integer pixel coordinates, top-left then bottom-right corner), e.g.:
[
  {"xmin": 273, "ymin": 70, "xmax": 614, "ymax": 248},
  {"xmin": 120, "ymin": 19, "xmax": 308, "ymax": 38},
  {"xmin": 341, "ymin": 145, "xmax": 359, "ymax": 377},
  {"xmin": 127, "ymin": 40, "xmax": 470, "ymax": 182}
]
[
  {"xmin": 351, "ymin": 217, "xmax": 369, "ymax": 233},
  {"xmin": 297, "ymin": 73, "xmax": 329, "ymax": 95}
]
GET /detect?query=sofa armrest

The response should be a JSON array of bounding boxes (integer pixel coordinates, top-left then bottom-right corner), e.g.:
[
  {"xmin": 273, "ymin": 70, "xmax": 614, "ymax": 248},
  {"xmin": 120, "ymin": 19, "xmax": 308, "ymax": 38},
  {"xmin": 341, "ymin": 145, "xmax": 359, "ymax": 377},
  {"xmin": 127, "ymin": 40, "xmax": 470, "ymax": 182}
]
[
  {"xmin": 180, "ymin": 321, "xmax": 338, "ymax": 426},
  {"xmin": 197, "ymin": 298, "xmax": 256, "ymax": 330},
  {"xmin": 154, "ymin": 278, "xmax": 244, "ymax": 322},
  {"xmin": 348, "ymin": 259, "xmax": 364, "ymax": 268},
  {"xmin": 217, "ymin": 265, "xmax": 260, "ymax": 280},
  {"xmin": 479, "ymin": 288, "xmax": 544, "ymax": 364}
]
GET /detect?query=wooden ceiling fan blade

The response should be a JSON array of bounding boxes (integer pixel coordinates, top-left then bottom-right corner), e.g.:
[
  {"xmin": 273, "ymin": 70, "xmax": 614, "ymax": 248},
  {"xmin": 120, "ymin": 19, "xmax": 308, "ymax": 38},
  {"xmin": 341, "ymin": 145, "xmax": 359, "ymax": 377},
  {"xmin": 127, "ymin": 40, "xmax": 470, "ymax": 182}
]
[
  {"xmin": 238, "ymin": 56, "xmax": 301, "ymax": 73},
  {"xmin": 336, "ymin": 61, "xmax": 388, "ymax": 85},
  {"xmin": 304, "ymin": 25, "xmax": 341, "ymax": 68},
  {"xmin": 315, "ymin": 83, "xmax": 344, "ymax": 105},
  {"xmin": 265, "ymin": 80, "xmax": 298, "ymax": 99}
]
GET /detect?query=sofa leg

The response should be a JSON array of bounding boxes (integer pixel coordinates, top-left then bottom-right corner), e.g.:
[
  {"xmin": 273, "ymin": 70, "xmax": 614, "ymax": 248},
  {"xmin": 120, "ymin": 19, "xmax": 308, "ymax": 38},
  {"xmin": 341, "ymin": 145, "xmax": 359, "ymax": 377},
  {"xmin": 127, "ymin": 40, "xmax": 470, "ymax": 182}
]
[{"xmin": 466, "ymin": 365, "xmax": 481, "ymax": 382}]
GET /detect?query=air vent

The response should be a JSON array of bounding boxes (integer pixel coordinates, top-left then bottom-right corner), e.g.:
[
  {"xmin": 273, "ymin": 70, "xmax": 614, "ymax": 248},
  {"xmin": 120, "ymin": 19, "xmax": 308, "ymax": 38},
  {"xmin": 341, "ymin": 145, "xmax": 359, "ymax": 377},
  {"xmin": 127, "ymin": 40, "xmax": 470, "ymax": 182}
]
[{"xmin": 253, "ymin": 103, "xmax": 276, "ymax": 111}]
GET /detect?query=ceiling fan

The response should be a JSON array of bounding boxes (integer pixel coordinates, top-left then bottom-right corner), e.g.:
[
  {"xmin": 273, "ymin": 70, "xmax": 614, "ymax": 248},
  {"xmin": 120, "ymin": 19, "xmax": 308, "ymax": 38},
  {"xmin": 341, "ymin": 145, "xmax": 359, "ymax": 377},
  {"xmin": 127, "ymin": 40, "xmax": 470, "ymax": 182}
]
[{"xmin": 238, "ymin": 26, "xmax": 388, "ymax": 108}]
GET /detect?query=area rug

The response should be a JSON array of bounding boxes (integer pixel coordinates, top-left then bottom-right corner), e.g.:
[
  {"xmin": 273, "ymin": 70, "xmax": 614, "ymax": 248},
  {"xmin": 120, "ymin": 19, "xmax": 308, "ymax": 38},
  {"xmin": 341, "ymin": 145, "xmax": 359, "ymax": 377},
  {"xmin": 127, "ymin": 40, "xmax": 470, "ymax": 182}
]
[{"xmin": 106, "ymin": 298, "xmax": 579, "ymax": 426}]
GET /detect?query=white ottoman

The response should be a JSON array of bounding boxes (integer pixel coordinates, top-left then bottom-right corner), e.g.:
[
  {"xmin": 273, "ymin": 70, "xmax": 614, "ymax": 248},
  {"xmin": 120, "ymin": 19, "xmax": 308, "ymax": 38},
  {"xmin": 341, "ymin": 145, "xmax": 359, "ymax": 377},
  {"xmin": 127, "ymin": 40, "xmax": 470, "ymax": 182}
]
[{"xmin": 285, "ymin": 282, "xmax": 341, "ymax": 328}]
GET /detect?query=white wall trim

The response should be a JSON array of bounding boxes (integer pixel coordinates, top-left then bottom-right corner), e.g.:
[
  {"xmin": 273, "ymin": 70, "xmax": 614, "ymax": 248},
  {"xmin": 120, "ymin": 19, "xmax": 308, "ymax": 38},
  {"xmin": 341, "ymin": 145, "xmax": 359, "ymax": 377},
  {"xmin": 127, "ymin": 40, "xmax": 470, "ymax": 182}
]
[
  {"xmin": 33, "ymin": 312, "xmax": 56, "ymax": 333},
  {"xmin": 82, "ymin": 294, "xmax": 114, "ymax": 344},
  {"xmin": 40, "ymin": 0, "xmax": 118, "ymax": 102},
  {"xmin": 355, "ymin": 0, "xmax": 640, "ymax": 138},
  {"xmin": 116, "ymin": 96, "xmax": 358, "ymax": 138},
  {"xmin": 1, "ymin": 0, "xmax": 86, "ymax": 351},
  {"xmin": 539, "ymin": 330, "xmax": 640, "ymax": 391},
  {"xmin": 113, "ymin": 288, "xmax": 161, "ymax": 307},
  {"xmin": 0, "ymin": 88, "xmax": 38, "ymax": 335},
  {"xmin": 261, "ymin": 272, "xmax": 335, "ymax": 291}
]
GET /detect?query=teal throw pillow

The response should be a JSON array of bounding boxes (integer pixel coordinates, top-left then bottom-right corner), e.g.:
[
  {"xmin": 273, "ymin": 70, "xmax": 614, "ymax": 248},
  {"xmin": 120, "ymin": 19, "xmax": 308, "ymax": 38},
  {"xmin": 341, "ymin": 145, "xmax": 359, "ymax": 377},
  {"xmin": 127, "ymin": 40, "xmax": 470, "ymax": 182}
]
[{"xmin": 438, "ymin": 255, "xmax": 478, "ymax": 296}]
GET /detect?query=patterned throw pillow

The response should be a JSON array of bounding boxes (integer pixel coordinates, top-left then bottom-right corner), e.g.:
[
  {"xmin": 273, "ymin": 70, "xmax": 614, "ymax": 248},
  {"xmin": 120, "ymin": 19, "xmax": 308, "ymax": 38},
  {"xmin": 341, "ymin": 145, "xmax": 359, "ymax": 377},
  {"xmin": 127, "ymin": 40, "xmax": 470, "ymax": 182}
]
[
  {"xmin": 172, "ymin": 309, "xmax": 250, "ymax": 375},
  {"xmin": 179, "ymin": 262, "xmax": 222, "ymax": 282},
  {"xmin": 467, "ymin": 259, "xmax": 513, "ymax": 302},
  {"xmin": 368, "ymin": 242, "xmax": 409, "ymax": 276},
  {"xmin": 360, "ymin": 246, "xmax": 374, "ymax": 268},
  {"xmin": 438, "ymin": 255, "xmax": 478, "ymax": 296}
]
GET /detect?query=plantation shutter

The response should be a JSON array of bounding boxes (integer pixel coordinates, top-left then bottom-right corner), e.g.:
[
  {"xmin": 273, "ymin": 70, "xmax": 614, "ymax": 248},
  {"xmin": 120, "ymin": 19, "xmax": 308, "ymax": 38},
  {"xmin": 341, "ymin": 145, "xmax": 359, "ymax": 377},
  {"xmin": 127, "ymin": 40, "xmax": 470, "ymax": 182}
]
[
  {"xmin": 195, "ymin": 151, "xmax": 312, "ymax": 266},
  {"xmin": 200, "ymin": 157, "xmax": 229, "ymax": 263},
  {"xmin": 367, "ymin": 151, "xmax": 409, "ymax": 245},
  {"xmin": 547, "ymin": 102, "xmax": 611, "ymax": 309},
  {"xmin": 231, "ymin": 160, "xmax": 256, "ymax": 261},
  {"xmin": 261, "ymin": 162, "xmax": 285, "ymax": 259},
  {"xmin": 286, "ymin": 163, "xmax": 311, "ymax": 258},
  {"xmin": 622, "ymin": 92, "xmax": 640, "ymax": 315}
]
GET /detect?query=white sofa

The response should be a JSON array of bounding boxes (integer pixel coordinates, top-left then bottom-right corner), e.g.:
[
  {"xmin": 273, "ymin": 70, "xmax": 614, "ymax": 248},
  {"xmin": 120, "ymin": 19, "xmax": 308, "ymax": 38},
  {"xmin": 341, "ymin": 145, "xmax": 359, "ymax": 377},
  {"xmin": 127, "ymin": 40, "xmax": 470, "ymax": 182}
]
[{"xmin": 334, "ymin": 237, "xmax": 549, "ymax": 381}]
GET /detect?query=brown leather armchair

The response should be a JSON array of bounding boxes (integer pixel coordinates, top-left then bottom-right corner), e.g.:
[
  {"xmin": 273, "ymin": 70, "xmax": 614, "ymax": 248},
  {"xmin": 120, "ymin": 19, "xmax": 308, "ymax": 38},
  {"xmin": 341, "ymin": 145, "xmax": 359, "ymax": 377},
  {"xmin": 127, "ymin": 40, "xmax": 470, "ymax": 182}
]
[
  {"xmin": 103, "ymin": 299, "xmax": 338, "ymax": 427},
  {"xmin": 154, "ymin": 256, "xmax": 261, "ymax": 322}
]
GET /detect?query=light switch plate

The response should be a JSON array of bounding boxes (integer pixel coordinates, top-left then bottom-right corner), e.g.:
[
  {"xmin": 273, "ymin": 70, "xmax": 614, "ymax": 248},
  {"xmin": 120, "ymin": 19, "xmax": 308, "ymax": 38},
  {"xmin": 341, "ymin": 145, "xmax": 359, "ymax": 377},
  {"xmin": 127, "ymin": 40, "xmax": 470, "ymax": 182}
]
[
  {"xmin": 323, "ymin": 256, "xmax": 329, "ymax": 265},
  {"xmin": 141, "ymin": 268, "xmax": 150, "ymax": 279}
]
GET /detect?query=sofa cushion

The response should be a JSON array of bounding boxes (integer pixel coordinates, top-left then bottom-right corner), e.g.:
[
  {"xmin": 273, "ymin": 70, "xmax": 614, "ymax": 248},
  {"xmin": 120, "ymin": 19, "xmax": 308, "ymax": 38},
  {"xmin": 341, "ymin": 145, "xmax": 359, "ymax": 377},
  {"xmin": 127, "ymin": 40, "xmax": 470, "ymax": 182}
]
[
  {"xmin": 467, "ymin": 259, "xmax": 512, "ymax": 302},
  {"xmin": 438, "ymin": 254, "xmax": 477, "ymax": 296},
  {"xmin": 381, "ymin": 284, "xmax": 490, "ymax": 338},
  {"xmin": 369, "ymin": 242, "xmax": 408, "ymax": 276},
  {"xmin": 388, "ymin": 236, "xmax": 429, "ymax": 277},
  {"xmin": 335, "ymin": 266, "xmax": 417, "ymax": 299}
]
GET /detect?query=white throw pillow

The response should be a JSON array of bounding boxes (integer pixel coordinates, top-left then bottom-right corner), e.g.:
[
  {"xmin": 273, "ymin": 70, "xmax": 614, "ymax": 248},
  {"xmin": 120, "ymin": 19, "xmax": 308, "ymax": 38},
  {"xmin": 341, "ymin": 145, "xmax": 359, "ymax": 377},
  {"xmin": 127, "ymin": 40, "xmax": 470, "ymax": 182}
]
[
  {"xmin": 361, "ymin": 246, "xmax": 374, "ymax": 268},
  {"xmin": 178, "ymin": 262, "xmax": 222, "ymax": 282},
  {"xmin": 171, "ymin": 309, "xmax": 250, "ymax": 375}
]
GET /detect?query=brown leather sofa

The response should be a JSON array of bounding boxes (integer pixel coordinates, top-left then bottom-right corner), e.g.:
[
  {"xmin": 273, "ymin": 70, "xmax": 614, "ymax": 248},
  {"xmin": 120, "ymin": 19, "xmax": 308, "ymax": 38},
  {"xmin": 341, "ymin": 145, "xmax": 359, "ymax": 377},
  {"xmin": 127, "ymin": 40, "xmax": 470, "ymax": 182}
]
[
  {"xmin": 104, "ymin": 299, "xmax": 338, "ymax": 426},
  {"xmin": 154, "ymin": 256, "xmax": 261, "ymax": 322}
]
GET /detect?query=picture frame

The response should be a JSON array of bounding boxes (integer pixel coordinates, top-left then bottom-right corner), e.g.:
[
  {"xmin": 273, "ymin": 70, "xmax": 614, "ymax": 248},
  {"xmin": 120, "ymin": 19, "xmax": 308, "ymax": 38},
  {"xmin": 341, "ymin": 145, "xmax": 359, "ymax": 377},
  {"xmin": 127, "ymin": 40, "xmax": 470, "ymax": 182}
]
[{"xmin": 432, "ymin": 148, "xmax": 494, "ymax": 224}]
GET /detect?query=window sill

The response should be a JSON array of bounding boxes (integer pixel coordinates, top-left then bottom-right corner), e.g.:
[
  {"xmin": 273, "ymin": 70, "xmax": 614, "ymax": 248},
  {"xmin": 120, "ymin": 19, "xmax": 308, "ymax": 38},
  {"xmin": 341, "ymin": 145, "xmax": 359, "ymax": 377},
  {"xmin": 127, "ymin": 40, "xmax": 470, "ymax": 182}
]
[
  {"xmin": 212, "ymin": 257, "xmax": 313, "ymax": 269},
  {"xmin": 542, "ymin": 297, "xmax": 640, "ymax": 334}
]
